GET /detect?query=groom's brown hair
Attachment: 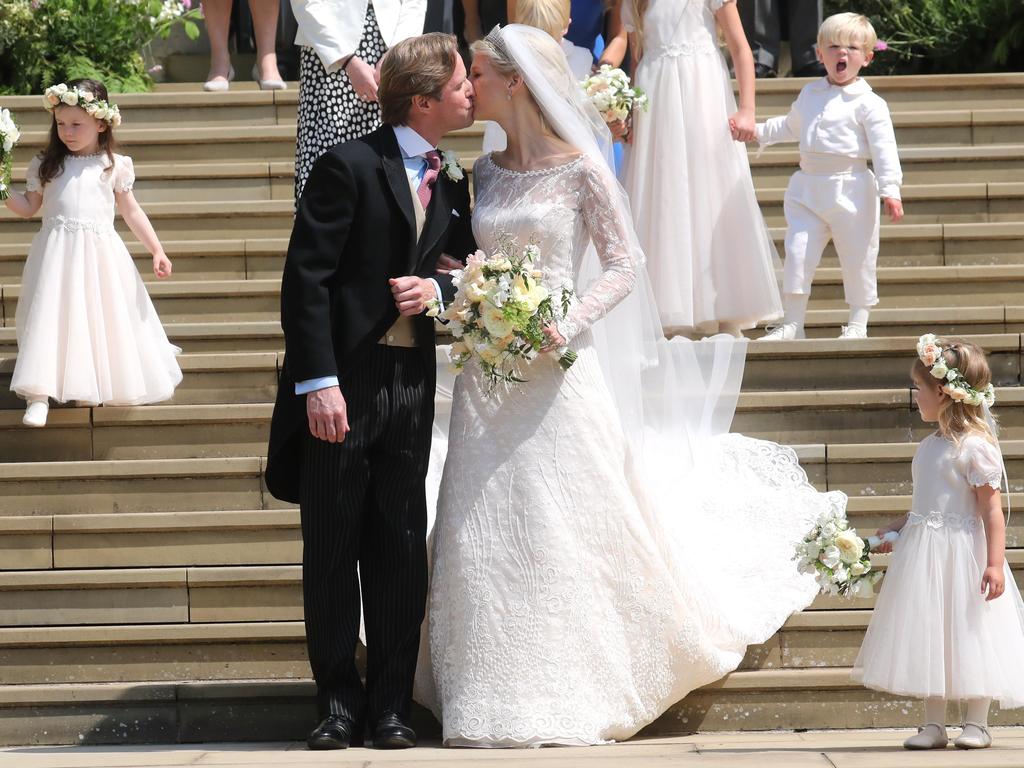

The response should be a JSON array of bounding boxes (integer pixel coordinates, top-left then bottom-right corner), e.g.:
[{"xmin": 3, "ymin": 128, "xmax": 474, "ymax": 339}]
[{"xmin": 379, "ymin": 33, "xmax": 460, "ymax": 126}]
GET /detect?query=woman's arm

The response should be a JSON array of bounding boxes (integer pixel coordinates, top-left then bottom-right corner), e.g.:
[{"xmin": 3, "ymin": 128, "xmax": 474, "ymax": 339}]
[
  {"xmin": 116, "ymin": 190, "xmax": 172, "ymax": 277},
  {"xmin": 978, "ymin": 484, "xmax": 1006, "ymax": 601},
  {"xmin": 598, "ymin": 1, "xmax": 628, "ymax": 68},
  {"xmin": 715, "ymin": 1, "xmax": 756, "ymax": 142},
  {"xmin": 4, "ymin": 189, "xmax": 43, "ymax": 218}
]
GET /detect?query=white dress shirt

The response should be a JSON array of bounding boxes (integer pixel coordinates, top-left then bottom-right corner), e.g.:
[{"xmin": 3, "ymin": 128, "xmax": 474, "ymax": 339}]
[
  {"xmin": 295, "ymin": 125, "xmax": 445, "ymax": 395},
  {"xmin": 291, "ymin": 0, "xmax": 427, "ymax": 73},
  {"xmin": 756, "ymin": 77, "xmax": 903, "ymax": 200}
]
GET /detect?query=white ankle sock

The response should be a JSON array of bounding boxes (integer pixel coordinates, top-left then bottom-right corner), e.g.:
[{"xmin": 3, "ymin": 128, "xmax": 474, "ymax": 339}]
[
  {"xmin": 925, "ymin": 697, "xmax": 947, "ymax": 726},
  {"xmin": 782, "ymin": 293, "xmax": 809, "ymax": 330},
  {"xmin": 847, "ymin": 305, "xmax": 870, "ymax": 331},
  {"xmin": 965, "ymin": 698, "xmax": 990, "ymax": 727}
]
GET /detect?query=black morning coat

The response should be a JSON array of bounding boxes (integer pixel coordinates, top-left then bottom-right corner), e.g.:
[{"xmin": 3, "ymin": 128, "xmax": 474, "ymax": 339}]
[{"xmin": 265, "ymin": 125, "xmax": 476, "ymax": 502}]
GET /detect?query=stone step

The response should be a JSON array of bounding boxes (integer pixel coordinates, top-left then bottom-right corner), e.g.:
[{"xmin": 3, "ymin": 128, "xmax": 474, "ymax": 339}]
[
  {"xmin": 6, "ymin": 262, "xmax": 1024, "ymax": 330},
  {"xmin": 0, "ymin": 403, "xmax": 273, "ymax": 462},
  {"xmin": 0, "ymin": 238, "xmax": 287, "ymax": 282},
  {"xmin": 0, "ymin": 352, "xmax": 280, "ymax": 408},
  {"xmin": 740, "ymin": 333, "xmax": 1021, "ymax": 390},
  {"xmin": 0, "ymin": 457, "xmax": 271, "ymax": 516},
  {"xmin": 1, "ymin": 664, "xmax": 1023, "ymax": 745},
  {"xmin": 0, "ymin": 321, "xmax": 284, "ymax": 356}
]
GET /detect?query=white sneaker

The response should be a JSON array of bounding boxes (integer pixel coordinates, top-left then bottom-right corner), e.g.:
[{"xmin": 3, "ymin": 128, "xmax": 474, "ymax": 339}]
[
  {"xmin": 838, "ymin": 324, "xmax": 867, "ymax": 339},
  {"xmin": 22, "ymin": 399, "xmax": 49, "ymax": 428},
  {"xmin": 955, "ymin": 723, "xmax": 992, "ymax": 749},
  {"xmin": 758, "ymin": 323, "xmax": 804, "ymax": 341},
  {"xmin": 904, "ymin": 723, "xmax": 948, "ymax": 750}
]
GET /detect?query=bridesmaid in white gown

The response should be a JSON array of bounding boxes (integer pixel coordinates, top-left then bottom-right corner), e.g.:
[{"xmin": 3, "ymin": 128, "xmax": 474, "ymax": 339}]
[
  {"xmin": 417, "ymin": 25, "xmax": 843, "ymax": 746},
  {"xmin": 621, "ymin": 0, "xmax": 781, "ymax": 335}
]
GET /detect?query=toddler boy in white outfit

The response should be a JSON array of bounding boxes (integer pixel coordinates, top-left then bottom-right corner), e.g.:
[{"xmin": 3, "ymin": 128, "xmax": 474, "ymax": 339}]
[{"xmin": 751, "ymin": 12, "xmax": 904, "ymax": 340}]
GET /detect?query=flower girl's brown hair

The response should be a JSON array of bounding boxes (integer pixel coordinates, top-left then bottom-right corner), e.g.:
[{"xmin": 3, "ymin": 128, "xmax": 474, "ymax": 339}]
[
  {"xmin": 38, "ymin": 78, "xmax": 118, "ymax": 187},
  {"xmin": 913, "ymin": 337, "xmax": 997, "ymax": 444}
]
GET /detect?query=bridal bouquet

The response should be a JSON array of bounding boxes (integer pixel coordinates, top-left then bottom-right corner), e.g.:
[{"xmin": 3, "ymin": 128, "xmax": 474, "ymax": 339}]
[
  {"xmin": 580, "ymin": 65, "xmax": 649, "ymax": 124},
  {"xmin": 0, "ymin": 107, "xmax": 20, "ymax": 201},
  {"xmin": 795, "ymin": 509, "xmax": 897, "ymax": 599},
  {"xmin": 429, "ymin": 238, "xmax": 576, "ymax": 394}
]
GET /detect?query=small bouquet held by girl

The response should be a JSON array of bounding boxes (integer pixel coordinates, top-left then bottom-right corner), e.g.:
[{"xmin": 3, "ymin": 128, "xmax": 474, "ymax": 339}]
[
  {"xmin": 580, "ymin": 65, "xmax": 649, "ymax": 135},
  {"xmin": 0, "ymin": 107, "xmax": 21, "ymax": 201},
  {"xmin": 795, "ymin": 509, "xmax": 896, "ymax": 599},
  {"xmin": 429, "ymin": 237, "xmax": 576, "ymax": 394}
]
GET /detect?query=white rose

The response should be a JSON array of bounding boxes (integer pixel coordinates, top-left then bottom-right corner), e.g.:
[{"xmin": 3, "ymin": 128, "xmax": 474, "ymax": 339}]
[
  {"xmin": 850, "ymin": 561, "xmax": 868, "ymax": 576},
  {"xmin": 965, "ymin": 391, "xmax": 984, "ymax": 407},
  {"xmin": 54, "ymin": 83, "xmax": 68, "ymax": 95},
  {"xmin": 481, "ymin": 303, "xmax": 514, "ymax": 339},
  {"xmin": 61, "ymin": 91, "xmax": 79, "ymax": 106},
  {"xmin": 930, "ymin": 361, "xmax": 948, "ymax": 379},
  {"xmin": 835, "ymin": 529, "xmax": 865, "ymax": 564}
]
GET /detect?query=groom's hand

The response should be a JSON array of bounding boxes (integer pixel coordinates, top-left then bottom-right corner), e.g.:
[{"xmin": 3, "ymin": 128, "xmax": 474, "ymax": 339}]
[
  {"xmin": 390, "ymin": 276, "xmax": 436, "ymax": 316},
  {"xmin": 306, "ymin": 385, "xmax": 350, "ymax": 443}
]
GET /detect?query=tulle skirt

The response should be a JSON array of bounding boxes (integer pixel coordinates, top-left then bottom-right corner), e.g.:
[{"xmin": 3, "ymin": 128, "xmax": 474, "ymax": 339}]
[
  {"xmin": 11, "ymin": 224, "xmax": 182, "ymax": 406},
  {"xmin": 622, "ymin": 50, "xmax": 782, "ymax": 332},
  {"xmin": 852, "ymin": 521, "xmax": 1024, "ymax": 708}
]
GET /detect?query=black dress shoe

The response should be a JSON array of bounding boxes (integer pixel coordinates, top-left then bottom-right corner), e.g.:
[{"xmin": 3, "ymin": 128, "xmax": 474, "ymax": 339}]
[
  {"xmin": 792, "ymin": 62, "xmax": 827, "ymax": 78},
  {"xmin": 754, "ymin": 63, "xmax": 777, "ymax": 78},
  {"xmin": 307, "ymin": 714, "xmax": 362, "ymax": 750},
  {"xmin": 372, "ymin": 711, "xmax": 417, "ymax": 749}
]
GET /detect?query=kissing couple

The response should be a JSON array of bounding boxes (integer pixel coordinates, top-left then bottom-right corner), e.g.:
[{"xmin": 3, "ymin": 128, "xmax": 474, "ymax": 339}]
[{"xmin": 266, "ymin": 25, "xmax": 847, "ymax": 749}]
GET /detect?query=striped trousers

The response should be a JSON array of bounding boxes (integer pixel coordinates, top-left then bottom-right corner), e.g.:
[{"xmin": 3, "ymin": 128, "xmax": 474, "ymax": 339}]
[{"xmin": 299, "ymin": 345, "xmax": 432, "ymax": 722}]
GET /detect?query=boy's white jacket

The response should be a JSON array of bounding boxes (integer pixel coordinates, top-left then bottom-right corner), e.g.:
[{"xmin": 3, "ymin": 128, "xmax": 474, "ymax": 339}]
[
  {"xmin": 291, "ymin": 0, "xmax": 427, "ymax": 73},
  {"xmin": 756, "ymin": 77, "xmax": 904, "ymax": 200}
]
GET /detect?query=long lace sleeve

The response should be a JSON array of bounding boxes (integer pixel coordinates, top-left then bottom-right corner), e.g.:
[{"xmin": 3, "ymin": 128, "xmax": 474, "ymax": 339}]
[{"xmin": 558, "ymin": 159, "xmax": 638, "ymax": 342}]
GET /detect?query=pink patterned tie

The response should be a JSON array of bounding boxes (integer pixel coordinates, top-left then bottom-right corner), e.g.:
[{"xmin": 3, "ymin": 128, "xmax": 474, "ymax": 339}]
[{"xmin": 417, "ymin": 150, "xmax": 441, "ymax": 209}]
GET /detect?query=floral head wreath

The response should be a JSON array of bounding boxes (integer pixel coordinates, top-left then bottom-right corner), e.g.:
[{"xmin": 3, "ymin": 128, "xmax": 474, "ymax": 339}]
[
  {"xmin": 916, "ymin": 333, "xmax": 995, "ymax": 408},
  {"xmin": 42, "ymin": 84, "xmax": 122, "ymax": 127}
]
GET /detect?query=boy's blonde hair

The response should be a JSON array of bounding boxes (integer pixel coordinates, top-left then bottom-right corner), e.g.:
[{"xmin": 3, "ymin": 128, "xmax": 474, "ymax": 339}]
[
  {"xmin": 817, "ymin": 12, "xmax": 877, "ymax": 53},
  {"xmin": 514, "ymin": 0, "xmax": 571, "ymax": 40},
  {"xmin": 912, "ymin": 338, "xmax": 998, "ymax": 445}
]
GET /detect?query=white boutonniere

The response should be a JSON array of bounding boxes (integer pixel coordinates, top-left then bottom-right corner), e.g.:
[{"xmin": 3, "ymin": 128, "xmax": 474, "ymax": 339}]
[{"xmin": 441, "ymin": 150, "xmax": 464, "ymax": 182}]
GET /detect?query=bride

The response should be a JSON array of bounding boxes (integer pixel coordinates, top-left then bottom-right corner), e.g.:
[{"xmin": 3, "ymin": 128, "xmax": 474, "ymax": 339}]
[{"xmin": 417, "ymin": 24, "xmax": 846, "ymax": 747}]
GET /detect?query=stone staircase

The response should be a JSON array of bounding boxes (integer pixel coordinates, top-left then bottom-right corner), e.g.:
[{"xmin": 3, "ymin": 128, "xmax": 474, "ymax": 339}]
[{"xmin": 0, "ymin": 72, "xmax": 1022, "ymax": 745}]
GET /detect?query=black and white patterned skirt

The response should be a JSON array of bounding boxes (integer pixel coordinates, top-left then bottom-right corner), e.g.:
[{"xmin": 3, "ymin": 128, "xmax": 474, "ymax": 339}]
[{"xmin": 294, "ymin": 2, "xmax": 388, "ymax": 201}]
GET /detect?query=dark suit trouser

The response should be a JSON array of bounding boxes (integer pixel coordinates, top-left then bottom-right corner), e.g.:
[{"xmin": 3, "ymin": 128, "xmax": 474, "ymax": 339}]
[
  {"xmin": 299, "ymin": 345, "xmax": 432, "ymax": 722},
  {"xmin": 739, "ymin": 0, "xmax": 822, "ymax": 71}
]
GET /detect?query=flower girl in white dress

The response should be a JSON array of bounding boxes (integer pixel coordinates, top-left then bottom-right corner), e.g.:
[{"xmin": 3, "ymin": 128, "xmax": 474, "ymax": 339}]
[
  {"xmin": 852, "ymin": 335, "xmax": 1024, "ymax": 750},
  {"xmin": 620, "ymin": 0, "xmax": 781, "ymax": 336},
  {"xmin": 3, "ymin": 79, "xmax": 181, "ymax": 427}
]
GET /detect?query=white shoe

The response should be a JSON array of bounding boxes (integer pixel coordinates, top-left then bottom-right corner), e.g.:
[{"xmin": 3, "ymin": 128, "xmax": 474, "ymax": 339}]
[
  {"xmin": 904, "ymin": 723, "xmax": 948, "ymax": 750},
  {"xmin": 251, "ymin": 64, "xmax": 286, "ymax": 91},
  {"xmin": 758, "ymin": 323, "xmax": 804, "ymax": 341},
  {"xmin": 955, "ymin": 723, "xmax": 992, "ymax": 749},
  {"xmin": 22, "ymin": 399, "xmax": 48, "ymax": 428},
  {"xmin": 203, "ymin": 65, "xmax": 235, "ymax": 92},
  {"xmin": 838, "ymin": 324, "xmax": 868, "ymax": 339}
]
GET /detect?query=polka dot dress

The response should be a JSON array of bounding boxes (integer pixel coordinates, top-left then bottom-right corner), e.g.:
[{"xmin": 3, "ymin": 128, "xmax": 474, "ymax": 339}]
[{"xmin": 294, "ymin": 2, "xmax": 387, "ymax": 202}]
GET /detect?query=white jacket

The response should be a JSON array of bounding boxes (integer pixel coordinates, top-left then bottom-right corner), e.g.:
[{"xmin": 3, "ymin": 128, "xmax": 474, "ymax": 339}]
[
  {"xmin": 292, "ymin": 0, "xmax": 427, "ymax": 73},
  {"xmin": 757, "ymin": 77, "xmax": 903, "ymax": 200}
]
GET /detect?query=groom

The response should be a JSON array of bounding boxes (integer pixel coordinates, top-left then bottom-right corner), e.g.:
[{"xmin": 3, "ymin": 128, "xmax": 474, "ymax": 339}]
[{"xmin": 265, "ymin": 32, "xmax": 475, "ymax": 750}]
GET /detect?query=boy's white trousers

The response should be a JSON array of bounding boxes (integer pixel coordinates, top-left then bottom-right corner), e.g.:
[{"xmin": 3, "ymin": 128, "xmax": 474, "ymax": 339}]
[{"xmin": 782, "ymin": 155, "xmax": 881, "ymax": 307}]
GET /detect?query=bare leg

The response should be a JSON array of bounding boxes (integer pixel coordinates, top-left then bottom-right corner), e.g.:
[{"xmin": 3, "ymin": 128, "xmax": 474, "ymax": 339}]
[
  {"xmin": 201, "ymin": 0, "xmax": 234, "ymax": 82},
  {"xmin": 248, "ymin": 0, "xmax": 284, "ymax": 82}
]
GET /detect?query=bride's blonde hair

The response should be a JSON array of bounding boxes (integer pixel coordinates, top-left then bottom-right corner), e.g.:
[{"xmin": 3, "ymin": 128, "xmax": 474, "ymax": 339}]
[
  {"xmin": 630, "ymin": 0, "xmax": 649, "ymax": 55},
  {"xmin": 913, "ymin": 337, "xmax": 998, "ymax": 445}
]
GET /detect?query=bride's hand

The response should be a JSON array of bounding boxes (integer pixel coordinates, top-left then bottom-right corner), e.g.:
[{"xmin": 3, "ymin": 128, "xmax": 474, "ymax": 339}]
[{"xmin": 541, "ymin": 324, "xmax": 566, "ymax": 353}]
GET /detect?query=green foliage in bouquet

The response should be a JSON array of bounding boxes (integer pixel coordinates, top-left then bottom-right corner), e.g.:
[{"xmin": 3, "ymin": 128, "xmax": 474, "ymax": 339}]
[
  {"xmin": 824, "ymin": 0, "xmax": 1024, "ymax": 75},
  {"xmin": 0, "ymin": 0, "xmax": 202, "ymax": 95}
]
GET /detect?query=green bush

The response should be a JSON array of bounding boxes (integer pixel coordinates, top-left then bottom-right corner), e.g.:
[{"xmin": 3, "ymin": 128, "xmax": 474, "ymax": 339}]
[
  {"xmin": 824, "ymin": 0, "xmax": 1024, "ymax": 75},
  {"xmin": 0, "ymin": 0, "xmax": 201, "ymax": 95}
]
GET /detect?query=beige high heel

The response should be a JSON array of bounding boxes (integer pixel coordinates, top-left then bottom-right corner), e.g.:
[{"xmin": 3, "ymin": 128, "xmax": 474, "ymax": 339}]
[
  {"xmin": 252, "ymin": 63, "xmax": 286, "ymax": 91},
  {"xmin": 203, "ymin": 65, "xmax": 235, "ymax": 92}
]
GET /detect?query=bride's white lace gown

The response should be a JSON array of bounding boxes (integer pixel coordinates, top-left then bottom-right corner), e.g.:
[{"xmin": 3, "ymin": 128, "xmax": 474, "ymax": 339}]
[{"xmin": 417, "ymin": 152, "xmax": 844, "ymax": 747}]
